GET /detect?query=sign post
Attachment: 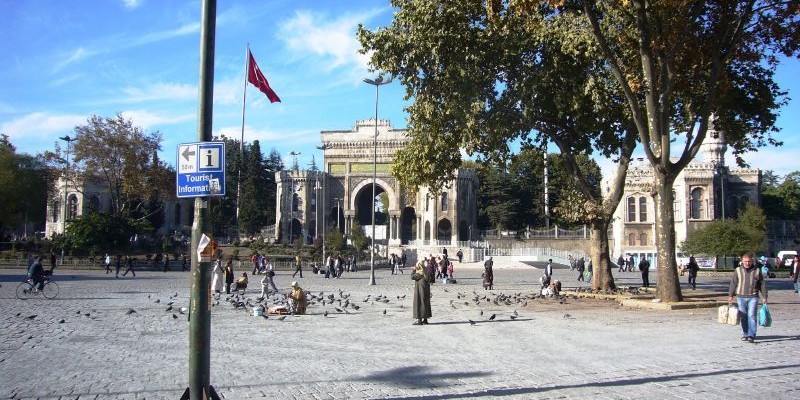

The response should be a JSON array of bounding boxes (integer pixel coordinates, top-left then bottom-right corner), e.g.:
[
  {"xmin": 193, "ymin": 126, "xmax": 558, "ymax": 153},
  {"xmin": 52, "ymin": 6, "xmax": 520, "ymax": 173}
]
[{"xmin": 177, "ymin": 142, "xmax": 226, "ymax": 198}]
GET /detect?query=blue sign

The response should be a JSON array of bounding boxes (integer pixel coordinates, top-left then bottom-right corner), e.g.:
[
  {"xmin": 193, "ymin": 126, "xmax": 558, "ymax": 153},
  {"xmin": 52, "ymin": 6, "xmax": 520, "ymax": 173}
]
[{"xmin": 176, "ymin": 142, "xmax": 226, "ymax": 198}]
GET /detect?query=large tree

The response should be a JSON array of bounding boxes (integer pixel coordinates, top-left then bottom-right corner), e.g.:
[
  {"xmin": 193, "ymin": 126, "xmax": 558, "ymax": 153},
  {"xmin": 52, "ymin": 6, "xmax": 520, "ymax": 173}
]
[
  {"xmin": 540, "ymin": 1, "xmax": 799, "ymax": 301},
  {"xmin": 67, "ymin": 114, "xmax": 170, "ymax": 223},
  {"xmin": 0, "ymin": 134, "xmax": 50, "ymax": 236},
  {"xmin": 762, "ymin": 170, "xmax": 800, "ymax": 220},
  {"xmin": 359, "ymin": 0, "xmax": 638, "ymax": 290}
]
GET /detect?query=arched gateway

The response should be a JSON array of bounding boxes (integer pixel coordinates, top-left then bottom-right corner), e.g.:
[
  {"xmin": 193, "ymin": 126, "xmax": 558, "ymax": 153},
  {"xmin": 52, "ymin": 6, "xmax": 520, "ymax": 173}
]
[{"xmin": 275, "ymin": 119, "xmax": 478, "ymax": 246}]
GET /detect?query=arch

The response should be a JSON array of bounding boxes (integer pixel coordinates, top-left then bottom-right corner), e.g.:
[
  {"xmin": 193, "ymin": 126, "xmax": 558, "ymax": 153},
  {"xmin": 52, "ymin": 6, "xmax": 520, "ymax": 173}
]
[
  {"xmin": 628, "ymin": 233, "xmax": 636, "ymax": 246},
  {"xmin": 437, "ymin": 218, "xmax": 452, "ymax": 242},
  {"xmin": 67, "ymin": 194, "xmax": 79, "ymax": 220},
  {"xmin": 690, "ymin": 187, "xmax": 704, "ymax": 219},
  {"xmin": 441, "ymin": 192, "xmax": 448, "ymax": 211},
  {"xmin": 639, "ymin": 232, "xmax": 647, "ymax": 246},
  {"xmin": 88, "ymin": 195, "xmax": 101, "ymax": 213},
  {"xmin": 400, "ymin": 207, "xmax": 416, "ymax": 244},
  {"xmin": 424, "ymin": 221, "xmax": 431, "ymax": 241},
  {"xmin": 350, "ymin": 177, "xmax": 399, "ymax": 211},
  {"xmin": 354, "ymin": 183, "xmax": 387, "ymax": 227}
]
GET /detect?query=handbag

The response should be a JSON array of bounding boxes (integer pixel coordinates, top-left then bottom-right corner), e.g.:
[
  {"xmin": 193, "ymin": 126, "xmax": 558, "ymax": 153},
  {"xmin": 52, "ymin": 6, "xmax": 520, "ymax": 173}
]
[
  {"xmin": 718, "ymin": 304, "xmax": 740, "ymax": 325},
  {"xmin": 758, "ymin": 304, "xmax": 772, "ymax": 327}
]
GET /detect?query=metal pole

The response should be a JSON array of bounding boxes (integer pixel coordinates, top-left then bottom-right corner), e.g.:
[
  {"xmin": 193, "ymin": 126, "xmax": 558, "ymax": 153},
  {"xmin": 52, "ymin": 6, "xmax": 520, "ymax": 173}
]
[
  {"xmin": 188, "ymin": 0, "xmax": 216, "ymax": 398},
  {"xmin": 363, "ymin": 76, "xmax": 391, "ymax": 286}
]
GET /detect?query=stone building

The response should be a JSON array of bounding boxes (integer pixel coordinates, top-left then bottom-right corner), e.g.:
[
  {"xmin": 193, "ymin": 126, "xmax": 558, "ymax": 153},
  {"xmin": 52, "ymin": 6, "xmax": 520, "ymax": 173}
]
[
  {"xmin": 607, "ymin": 125, "xmax": 761, "ymax": 267},
  {"xmin": 274, "ymin": 119, "xmax": 479, "ymax": 246}
]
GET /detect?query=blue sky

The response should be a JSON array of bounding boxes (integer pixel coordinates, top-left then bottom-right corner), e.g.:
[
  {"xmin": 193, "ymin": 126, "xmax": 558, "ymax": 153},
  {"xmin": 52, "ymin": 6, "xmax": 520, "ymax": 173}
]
[{"xmin": 1, "ymin": 0, "xmax": 798, "ymax": 179}]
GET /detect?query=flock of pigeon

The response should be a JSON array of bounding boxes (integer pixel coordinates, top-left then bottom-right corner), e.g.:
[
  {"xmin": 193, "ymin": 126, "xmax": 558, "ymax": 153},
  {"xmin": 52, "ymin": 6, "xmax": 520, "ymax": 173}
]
[{"xmin": 122, "ymin": 283, "xmax": 584, "ymax": 326}]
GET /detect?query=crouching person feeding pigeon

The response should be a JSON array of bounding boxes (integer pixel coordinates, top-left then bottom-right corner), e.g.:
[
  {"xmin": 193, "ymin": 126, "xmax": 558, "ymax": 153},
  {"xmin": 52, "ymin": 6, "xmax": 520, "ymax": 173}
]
[{"xmin": 287, "ymin": 281, "xmax": 307, "ymax": 315}]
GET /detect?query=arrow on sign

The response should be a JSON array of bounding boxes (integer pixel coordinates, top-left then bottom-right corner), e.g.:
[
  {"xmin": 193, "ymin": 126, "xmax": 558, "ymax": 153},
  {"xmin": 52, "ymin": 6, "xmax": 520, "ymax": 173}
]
[{"xmin": 181, "ymin": 146, "xmax": 196, "ymax": 162}]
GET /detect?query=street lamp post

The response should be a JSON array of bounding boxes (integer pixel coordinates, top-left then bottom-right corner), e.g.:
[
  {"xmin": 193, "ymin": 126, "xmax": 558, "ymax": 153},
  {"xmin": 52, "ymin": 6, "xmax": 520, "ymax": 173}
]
[
  {"xmin": 316, "ymin": 144, "xmax": 330, "ymax": 267},
  {"xmin": 363, "ymin": 75, "xmax": 392, "ymax": 286},
  {"xmin": 59, "ymin": 135, "xmax": 75, "ymax": 235}
]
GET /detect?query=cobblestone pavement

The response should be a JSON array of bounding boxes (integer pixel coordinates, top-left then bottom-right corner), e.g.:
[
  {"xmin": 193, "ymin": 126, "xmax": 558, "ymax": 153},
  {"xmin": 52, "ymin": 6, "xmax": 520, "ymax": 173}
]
[{"xmin": 1, "ymin": 262, "xmax": 799, "ymax": 400}]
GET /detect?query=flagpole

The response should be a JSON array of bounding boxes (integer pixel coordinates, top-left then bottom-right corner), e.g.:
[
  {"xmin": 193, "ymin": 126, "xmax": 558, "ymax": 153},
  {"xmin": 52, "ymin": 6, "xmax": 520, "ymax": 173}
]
[{"xmin": 236, "ymin": 44, "xmax": 249, "ymax": 234}]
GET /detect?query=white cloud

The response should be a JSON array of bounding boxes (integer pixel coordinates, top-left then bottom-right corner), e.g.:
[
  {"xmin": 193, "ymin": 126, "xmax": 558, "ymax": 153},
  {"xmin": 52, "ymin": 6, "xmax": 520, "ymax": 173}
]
[
  {"xmin": 278, "ymin": 9, "xmax": 382, "ymax": 78},
  {"xmin": 121, "ymin": 82, "xmax": 197, "ymax": 103},
  {"xmin": 52, "ymin": 47, "xmax": 94, "ymax": 73},
  {"xmin": 0, "ymin": 112, "xmax": 86, "ymax": 141},
  {"xmin": 119, "ymin": 109, "xmax": 194, "ymax": 128},
  {"xmin": 122, "ymin": 0, "xmax": 143, "ymax": 9}
]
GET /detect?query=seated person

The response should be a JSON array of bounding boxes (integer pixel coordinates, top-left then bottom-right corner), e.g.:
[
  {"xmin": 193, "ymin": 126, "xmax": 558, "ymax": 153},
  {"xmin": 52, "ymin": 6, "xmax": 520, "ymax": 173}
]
[
  {"xmin": 234, "ymin": 272, "xmax": 248, "ymax": 292},
  {"xmin": 287, "ymin": 281, "xmax": 307, "ymax": 315}
]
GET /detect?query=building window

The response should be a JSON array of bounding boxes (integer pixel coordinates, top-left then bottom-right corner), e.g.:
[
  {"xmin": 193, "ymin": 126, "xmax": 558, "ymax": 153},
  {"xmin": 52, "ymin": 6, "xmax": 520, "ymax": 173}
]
[
  {"xmin": 627, "ymin": 197, "xmax": 636, "ymax": 222},
  {"xmin": 672, "ymin": 190, "xmax": 680, "ymax": 219},
  {"xmin": 639, "ymin": 232, "xmax": 647, "ymax": 246},
  {"xmin": 425, "ymin": 196, "xmax": 429, "ymax": 212},
  {"xmin": 628, "ymin": 233, "xmax": 636, "ymax": 246},
  {"xmin": 638, "ymin": 197, "xmax": 647, "ymax": 222},
  {"xmin": 292, "ymin": 193, "xmax": 300, "ymax": 212},
  {"xmin": 690, "ymin": 188, "xmax": 704, "ymax": 219},
  {"xmin": 52, "ymin": 201, "xmax": 60, "ymax": 222},
  {"xmin": 441, "ymin": 192, "xmax": 448, "ymax": 211},
  {"xmin": 67, "ymin": 195, "xmax": 79, "ymax": 220}
]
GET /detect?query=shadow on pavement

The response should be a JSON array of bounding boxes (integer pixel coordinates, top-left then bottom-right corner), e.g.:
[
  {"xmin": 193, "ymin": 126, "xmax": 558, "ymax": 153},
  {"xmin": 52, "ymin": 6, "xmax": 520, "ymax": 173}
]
[{"xmin": 357, "ymin": 365, "xmax": 492, "ymax": 388}]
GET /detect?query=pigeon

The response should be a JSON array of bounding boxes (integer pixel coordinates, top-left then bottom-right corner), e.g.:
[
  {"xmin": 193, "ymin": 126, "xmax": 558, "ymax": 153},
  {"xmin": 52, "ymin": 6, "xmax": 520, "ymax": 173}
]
[
  {"xmin": 172, "ymin": 314, "xmax": 178, "ymax": 319},
  {"xmin": 510, "ymin": 315, "xmax": 517, "ymax": 320},
  {"xmin": 488, "ymin": 314, "xmax": 496, "ymax": 321},
  {"xmin": 278, "ymin": 316, "xmax": 287, "ymax": 321},
  {"xmin": 383, "ymin": 309, "xmax": 387, "ymax": 315},
  {"xmin": 166, "ymin": 305, "xmax": 173, "ymax": 312},
  {"xmin": 154, "ymin": 299, "xmax": 160, "ymax": 303},
  {"xmin": 84, "ymin": 313, "xmax": 90, "ymax": 317},
  {"xmin": 512, "ymin": 310, "xmax": 518, "ymax": 317},
  {"xmin": 563, "ymin": 313, "xmax": 572, "ymax": 319},
  {"xmin": 59, "ymin": 319, "xmax": 65, "ymax": 324},
  {"xmin": 335, "ymin": 307, "xmax": 343, "ymax": 313},
  {"xmin": 126, "ymin": 309, "xmax": 137, "ymax": 315},
  {"xmin": 179, "ymin": 307, "xmax": 188, "ymax": 315},
  {"xmin": 480, "ymin": 310, "xmax": 484, "ymax": 316},
  {"xmin": 324, "ymin": 311, "xmax": 329, "ymax": 317},
  {"xmin": 16, "ymin": 312, "xmax": 21, "ymax": 317},
  {"xmin": 468, "ymin": 319, "xmax": 476, "ymax": 326},
  {"xmin": 26, "ymin": 315, "xmax": 37, "ymax": 320}
]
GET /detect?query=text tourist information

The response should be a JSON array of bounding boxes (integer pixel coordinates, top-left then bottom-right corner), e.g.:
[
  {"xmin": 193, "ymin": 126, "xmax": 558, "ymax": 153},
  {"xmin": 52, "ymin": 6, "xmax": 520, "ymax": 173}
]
[{"xmin": 176, "ymin": 142, "xmax": 226, "ymax": 198}]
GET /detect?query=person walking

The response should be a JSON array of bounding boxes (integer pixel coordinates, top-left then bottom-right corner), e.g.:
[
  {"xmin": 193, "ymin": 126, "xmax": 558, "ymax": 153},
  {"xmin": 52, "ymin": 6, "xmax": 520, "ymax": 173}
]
[
  {"xmin": 104, "ymin": 253, "xmax": 112, "ymax": 274},
  {"xmin": 638, "ymin": 257, "xmax": 651, "ymax": 287},
  {"xmin": 292, "ymin": 255, "xmax": 303, "ymax": 278},
  {"xmin": 260, "ymin": 261, "xmax": 279, "ymax": 297},
  {"xmin": 543, "ymin": 259, "xmax": 553, "ymax": 287},
  {"xmin": 224, "ymin": 257, "xmax": 234, "ymax": 294},
  {"xmin": 617, "ymin": 255, "xmax": 626, "ymax": 272},
  {"xmin": 628, "ymin": 255, "xmax": 635, "ymax": 273},
  {"xmin": 790, "ymin": 254, "xmax": 799, "ymax": 299},
  {"xmin": 181, "ymin": 254, "xmax": 189, "ymax": 271},
  {"xmin": 210, "ymin": 258, "xmax": 223, "ymax": 295},
  {"xmin": 482, "ymin": 256, "xmax": 494, "ymax": 290},
  {"xmin": 412, "ymin": 261, "xmax": 431, "ymax": 325},
  {"xmin": 686, "ymin": 256, "xmax": 700, "ymax": 290},
  {"xmin": 122, "ymin": 255, "xmax": 136, "ymax": 277},
  {"xmin": 456, "ymin": 249, "xmax": 463, "ymax": 263},
  {"xmin": 728, "ymin": 253, "xmax": 768, "ymax": 343},
  {"xmin": 576, "ymin": 257, "xmax": 585, "ymax": 282}
]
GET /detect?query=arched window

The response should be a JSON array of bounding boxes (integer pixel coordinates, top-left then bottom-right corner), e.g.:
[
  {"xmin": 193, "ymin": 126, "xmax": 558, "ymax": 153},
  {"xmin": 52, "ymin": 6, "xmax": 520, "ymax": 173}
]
[
  {"xmin": 638, "ymin": 197, "xmax": 647, "ymax": 222},
  {"xmin": 441, "ymin": 192, "xmax": 448, "ymax": 211},
  {"xmin": 292, "ymin": 193, "xmax": 300, "ymax": 212},
  {"xmin": 67, "ymin": 195, "xmax": 79, "ymax": 220},
  {"xmin": 639, "ymin": 232, "xmax": 647, "ymax": 246},
  {"xmin": 628, "ymin": 233, "xmax": 636, "ymax": 246},
  {"xmin": 672, "ymin": 190, "xmax": 680, "ymax": 219},
  {"xmin": 690, "ymin": 188, "xmax": 704, "ymax": 219},
  {"xmin": 627, "ymin": 197, "xmax": 636, "ymax": 222},
  {"xmin": 52, "ymin": 201, "xmax": 60, "ymax": 222},
  {"xmin": 425, "ymin": 196, "xmax": 429, "ymax": 211}
]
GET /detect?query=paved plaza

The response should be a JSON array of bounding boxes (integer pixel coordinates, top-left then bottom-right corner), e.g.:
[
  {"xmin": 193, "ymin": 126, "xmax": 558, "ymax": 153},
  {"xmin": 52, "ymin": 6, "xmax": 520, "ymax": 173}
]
[{"xmin": 1, "ymin": 261, "xmax": 799, "ymax": 399}]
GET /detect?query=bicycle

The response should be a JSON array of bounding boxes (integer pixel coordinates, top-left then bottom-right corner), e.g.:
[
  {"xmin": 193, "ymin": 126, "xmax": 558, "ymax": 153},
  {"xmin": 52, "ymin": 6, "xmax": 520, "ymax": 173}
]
[{"xmin": 16, "ymin": 274, "xmax": 59, "ymax": 300}]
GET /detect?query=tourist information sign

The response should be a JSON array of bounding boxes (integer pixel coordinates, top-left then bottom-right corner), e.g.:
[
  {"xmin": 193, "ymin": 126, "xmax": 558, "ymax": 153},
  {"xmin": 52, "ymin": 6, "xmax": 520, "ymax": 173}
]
[{"xmin": 176, "ymin": 141, "xmax": 226, "ymax": 198}]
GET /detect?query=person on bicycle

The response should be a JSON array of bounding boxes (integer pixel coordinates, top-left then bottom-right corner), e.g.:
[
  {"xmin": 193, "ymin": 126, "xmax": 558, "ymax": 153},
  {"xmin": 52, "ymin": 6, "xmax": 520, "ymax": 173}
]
[{"xmin": 28, "ymin": 256, "xmax": 45, "ymax": 291}]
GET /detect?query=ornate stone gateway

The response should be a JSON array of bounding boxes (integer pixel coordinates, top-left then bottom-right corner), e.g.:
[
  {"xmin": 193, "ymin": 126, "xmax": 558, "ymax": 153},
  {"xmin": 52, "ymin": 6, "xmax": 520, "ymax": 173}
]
[{"xmin": 275, "ymin": 119, "xmax": 478, "ymax": 246}]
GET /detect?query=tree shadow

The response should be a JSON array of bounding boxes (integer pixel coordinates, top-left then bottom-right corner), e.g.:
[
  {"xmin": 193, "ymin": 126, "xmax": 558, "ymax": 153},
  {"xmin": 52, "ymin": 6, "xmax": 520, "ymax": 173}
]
[{"xmin": 355, "ymin": 365, "xmax": 492, "ymax": 388}]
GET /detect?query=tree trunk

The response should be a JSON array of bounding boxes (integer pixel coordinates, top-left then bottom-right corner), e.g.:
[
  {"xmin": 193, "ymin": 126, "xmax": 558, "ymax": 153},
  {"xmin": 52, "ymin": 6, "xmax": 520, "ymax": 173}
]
[
  {"xmin": 589, "ymin": 219, "xmax": 616, "ymax": 291},
  {"xmin": 653, "ymin": 171, "xmax": 683, "ymax": 302}
]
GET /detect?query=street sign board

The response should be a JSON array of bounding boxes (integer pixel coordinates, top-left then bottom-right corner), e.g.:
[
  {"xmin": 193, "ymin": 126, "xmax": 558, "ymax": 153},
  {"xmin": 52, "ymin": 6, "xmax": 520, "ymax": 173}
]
[{"xmin": 176, "ymin": 142, "xmax": 226, "ymax": 198}]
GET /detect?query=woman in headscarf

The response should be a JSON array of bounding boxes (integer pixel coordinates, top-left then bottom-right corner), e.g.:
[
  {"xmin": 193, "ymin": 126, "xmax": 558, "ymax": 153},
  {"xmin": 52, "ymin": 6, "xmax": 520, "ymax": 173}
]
[
  {"xmin": 483, "ymin": 256, "xmax": 494, "ymax": 290},
  {"xmin": 412, "ymin": 261, "xmax": 431, "ymax": 325}
]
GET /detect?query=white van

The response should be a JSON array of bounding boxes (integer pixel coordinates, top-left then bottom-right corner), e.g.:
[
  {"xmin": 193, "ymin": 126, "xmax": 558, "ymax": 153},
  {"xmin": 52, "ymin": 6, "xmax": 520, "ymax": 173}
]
[{"xmin": 777, "ymin": 250, "xmax": 797, "ymax": 268}]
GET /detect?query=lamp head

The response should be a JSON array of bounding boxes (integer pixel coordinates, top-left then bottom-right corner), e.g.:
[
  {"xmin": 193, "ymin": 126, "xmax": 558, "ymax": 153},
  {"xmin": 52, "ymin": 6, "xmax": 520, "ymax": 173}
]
[{"xmin": 59, "ymin": 135, "xmax": 73, "ymax": 142}]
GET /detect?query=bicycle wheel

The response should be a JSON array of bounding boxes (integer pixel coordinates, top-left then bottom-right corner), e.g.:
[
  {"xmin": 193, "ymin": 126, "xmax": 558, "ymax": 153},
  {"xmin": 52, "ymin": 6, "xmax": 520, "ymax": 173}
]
[
  {"xmin": 42, "ymin": 281, "xmax": 59, "ymax": 299},
  {"xmin": 15, "ymin": 282, "xmax": 32, "ymax": 300}
]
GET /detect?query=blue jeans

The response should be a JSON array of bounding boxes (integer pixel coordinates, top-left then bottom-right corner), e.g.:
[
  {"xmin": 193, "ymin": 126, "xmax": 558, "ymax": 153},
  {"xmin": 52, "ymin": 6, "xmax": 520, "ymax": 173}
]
[
  {"xmin": 795, "ymin": 281, "xmax": 800, "ymax": 298},
  {"xmin": 736, "ymin": 296, "xmax": 759, "ymax": 338}
]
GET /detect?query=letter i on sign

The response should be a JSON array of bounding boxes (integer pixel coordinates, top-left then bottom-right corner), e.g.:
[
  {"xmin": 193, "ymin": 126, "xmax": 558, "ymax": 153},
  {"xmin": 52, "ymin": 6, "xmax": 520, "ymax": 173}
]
[{"xmin": 205, "ymin": 150, "xmax": 213, "ymax": 167}]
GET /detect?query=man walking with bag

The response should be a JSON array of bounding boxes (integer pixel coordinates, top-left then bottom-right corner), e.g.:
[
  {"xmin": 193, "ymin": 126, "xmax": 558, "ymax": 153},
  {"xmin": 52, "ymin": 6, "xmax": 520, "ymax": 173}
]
[{"xmin": 728, "ymin": 253, "xmax": 768, "ymax": 343}]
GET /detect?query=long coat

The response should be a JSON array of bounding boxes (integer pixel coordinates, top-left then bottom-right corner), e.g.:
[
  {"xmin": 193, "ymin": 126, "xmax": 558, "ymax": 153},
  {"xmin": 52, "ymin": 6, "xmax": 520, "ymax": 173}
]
[{"xmin": 413, "ymin": 272, "xmax": 432, "ymax": 319}]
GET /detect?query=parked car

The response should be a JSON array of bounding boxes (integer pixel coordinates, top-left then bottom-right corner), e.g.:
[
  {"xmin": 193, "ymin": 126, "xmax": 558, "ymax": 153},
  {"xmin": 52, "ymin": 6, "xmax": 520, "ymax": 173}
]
[{"xmin": 777, "ymin": 250, "xmax": 797, "ymax": 269}]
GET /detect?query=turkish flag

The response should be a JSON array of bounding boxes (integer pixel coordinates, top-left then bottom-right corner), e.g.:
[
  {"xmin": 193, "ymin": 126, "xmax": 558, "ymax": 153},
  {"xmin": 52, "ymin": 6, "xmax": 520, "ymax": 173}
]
[{"xmin": 248, "ymin": 50, "xmax": 281, "ymax": 103}]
